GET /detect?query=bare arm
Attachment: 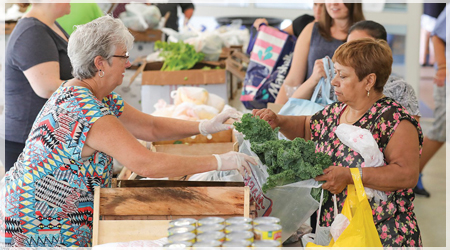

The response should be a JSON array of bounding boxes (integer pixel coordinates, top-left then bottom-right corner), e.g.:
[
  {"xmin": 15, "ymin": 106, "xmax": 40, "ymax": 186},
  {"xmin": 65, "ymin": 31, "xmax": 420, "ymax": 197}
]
[
  {"xmin": 316, "ymin": 120, "xmax": 420, "ymax": 193},
  {"xmin": 275, "ymin": 22, "xmax": 314, "ymax": 104},
  {"xmin": 252, "ymin": 108, "xmax": 312, "ymax": 141},
  {"xmin": 291, "ymin": 59, "xmax": 326, "ymax": 100},
  {"xmin": 119, "ymin": 101, "xmax": 200, "ymax": 142},
  {"xmin": 23, "ymin": 61, "xmax": 67, "ymax": 98},
  {"xmin": 85, "ymin": 115, "xmax": 216, "ymax": 178},
  {"xmin": 432, "ymin": 35, "xmax": 446, "ymax": 87},
  {"xmin": 363, "ymin": 120, "xmax": 420, "ymax": 190},
  {"xmin": 282, "ymin": 24, "xmax": 295, "ymax": 36}
]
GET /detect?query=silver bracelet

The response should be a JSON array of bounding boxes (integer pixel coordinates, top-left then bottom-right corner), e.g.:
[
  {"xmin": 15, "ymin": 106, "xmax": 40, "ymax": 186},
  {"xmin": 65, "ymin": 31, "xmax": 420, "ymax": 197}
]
[{"xmin": 357, "ymin": 166, "xmax": 363, "ymax": 180}]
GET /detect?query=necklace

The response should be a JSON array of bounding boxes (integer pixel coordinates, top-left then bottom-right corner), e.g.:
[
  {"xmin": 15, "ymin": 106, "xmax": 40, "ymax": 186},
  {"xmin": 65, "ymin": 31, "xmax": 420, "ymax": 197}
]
[
  {"xmin": 79, "ymin": 79, "xmax": 96, "ymax": 97},
  {"xmin": 342, "ymin": 107, "xmax": 359, "ymax": 124},
  {"xmin": 342, "ymin": 94, "xmax": 386, "ymax": 124}
]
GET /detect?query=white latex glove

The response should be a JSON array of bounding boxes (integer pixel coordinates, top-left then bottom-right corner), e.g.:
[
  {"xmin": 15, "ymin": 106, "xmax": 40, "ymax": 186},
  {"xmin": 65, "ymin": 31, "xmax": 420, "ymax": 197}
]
[
  {"xmin": 213, "ymin": 152, "xmax": 257, "ymax": 176},
  {"xmin": 199, "ymin": 108, "xmax": 242, "ymax": 135}
]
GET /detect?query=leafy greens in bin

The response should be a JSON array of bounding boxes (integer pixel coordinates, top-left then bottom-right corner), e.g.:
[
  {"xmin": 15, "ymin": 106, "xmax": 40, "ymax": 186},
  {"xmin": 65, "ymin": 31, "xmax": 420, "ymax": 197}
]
[
  {"xmin": 155, "ymin": 41, "xmax": 204, "ymax": 71},
  {"xmin": 234, "ymin": 113, "xmax": 331, "ymax": 202}
]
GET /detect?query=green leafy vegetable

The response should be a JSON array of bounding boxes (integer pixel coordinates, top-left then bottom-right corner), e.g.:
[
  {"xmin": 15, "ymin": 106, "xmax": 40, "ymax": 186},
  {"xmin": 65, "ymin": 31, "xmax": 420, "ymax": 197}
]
[
  {"xmin": 234, "ymin": 113, "xmax": 331, "ymax": 202},
  {"xmin": 155, "ymin": 41, "xmax": 204, "ymax": 71}
]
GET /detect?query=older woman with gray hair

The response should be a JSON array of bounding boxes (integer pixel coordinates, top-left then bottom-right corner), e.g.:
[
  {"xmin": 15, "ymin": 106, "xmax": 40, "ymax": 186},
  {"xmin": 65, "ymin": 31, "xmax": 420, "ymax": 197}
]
[{"xmin": 0, "ymin": 15, "xmax": 255, "ymax": 248}]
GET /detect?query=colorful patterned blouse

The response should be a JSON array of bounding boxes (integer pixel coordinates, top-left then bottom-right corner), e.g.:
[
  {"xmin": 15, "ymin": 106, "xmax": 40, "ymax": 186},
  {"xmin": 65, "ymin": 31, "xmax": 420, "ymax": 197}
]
[
  {"xmin": 310, "ymin": 97, "xmax": 423, "ymax": 247},
  {"xmin": 1, "ymin": 83, "xmax": 124, "ymax": 247}
]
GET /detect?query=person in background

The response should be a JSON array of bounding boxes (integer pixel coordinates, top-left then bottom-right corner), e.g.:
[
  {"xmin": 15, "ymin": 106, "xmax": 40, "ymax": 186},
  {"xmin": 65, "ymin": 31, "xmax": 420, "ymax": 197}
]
[
  {"xmin": 275, "ymin": 1, "xmax": 364, "ymax": 104},
  {"xmin": 291, "ymin": 20, "xmax": 421, "ymax": 121},
  {"xmin": 1, "ymin": 3, "xmax": 72, "ymax": 172},
  {"xmin": 153, "ymin": 1, "xmax": 195, "ymax": 32},
  {"xmin": 0, "ymin": 16, "xmax": 256, "ymax": 248},
  {"xmin": 416, "ymin": 6, "xmax": 447, "ymax": 197},
  {"xmin": 254, "ymin": 39, "xmax": 423, "ymax": 247},
  {"xmin": 419, "ymin": 3, "xmax": 446, "ymax": 66},
  {"xmin": 253, "ymin": 1, "xmax": 324, "ymax": 38},
  {"xmin": 56, "ymin": 3, "xmax": 104, "ymax": 35}
]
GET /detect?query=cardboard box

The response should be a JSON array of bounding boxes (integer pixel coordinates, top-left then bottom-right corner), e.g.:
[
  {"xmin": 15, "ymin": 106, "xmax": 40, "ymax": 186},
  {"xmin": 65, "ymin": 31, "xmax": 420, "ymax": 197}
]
[
  {"xmin": 116, "ymin": 130, "xmax": 238, "ymax": 181},
  {"xmin": 128, "ymin": 28, "xmax": 163, "ymax": 42},
  {"xmin": 141, "ymin": 61, "xmax": 228, "ymax": 114},
  {"xmin": 152, "ymin": 130, "xmax": 238, "ymax": 156}
]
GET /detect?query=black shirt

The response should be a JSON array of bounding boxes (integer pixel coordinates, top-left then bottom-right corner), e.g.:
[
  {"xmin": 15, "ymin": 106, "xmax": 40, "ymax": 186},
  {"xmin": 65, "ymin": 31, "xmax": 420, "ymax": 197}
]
[
  {"xmin": 292, "ymin": 14, "xmax": 315, "ymax": 38},
  {"xmin": 4, "ymin": 17, "xmax": 72, "ymax": 143},
  {"xmin": 154, "ymin": 2, "xmax": 195, "ymax": 31}
]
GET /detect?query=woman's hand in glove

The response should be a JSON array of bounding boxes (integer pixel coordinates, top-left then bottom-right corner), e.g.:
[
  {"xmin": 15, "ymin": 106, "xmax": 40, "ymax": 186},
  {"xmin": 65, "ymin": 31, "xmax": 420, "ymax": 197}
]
[
  {"xmin": 199, "ymin": 108, "xmax": 242, "ymax": 135},
  {"xmin": 213, "ymin": 152, "xmax": 257, "ymax": 176}
]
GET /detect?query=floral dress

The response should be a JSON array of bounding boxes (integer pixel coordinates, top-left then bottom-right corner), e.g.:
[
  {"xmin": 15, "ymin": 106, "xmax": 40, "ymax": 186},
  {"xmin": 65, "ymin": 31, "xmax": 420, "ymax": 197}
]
[
  {"xmin": 310, "ymin": 97, "xmax": 423, "ymax": 247},
  {"xmin": 0, "ymin": 83, "xmax": 124, "ymax": 247}
]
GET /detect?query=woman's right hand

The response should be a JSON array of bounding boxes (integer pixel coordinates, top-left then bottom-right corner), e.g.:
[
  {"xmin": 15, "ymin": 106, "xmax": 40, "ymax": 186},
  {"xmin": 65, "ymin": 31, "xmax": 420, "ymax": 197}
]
[
  {"xmin": 253, "ymin": 18, "xmax": 268, "ymax": 30},
  {"xmin": 310, "ymin": 59, "xmax": 327, "ymax": 83},
  {"xmin": 252, "ymin": 108, "xmax": 280, "ymax": 129}
]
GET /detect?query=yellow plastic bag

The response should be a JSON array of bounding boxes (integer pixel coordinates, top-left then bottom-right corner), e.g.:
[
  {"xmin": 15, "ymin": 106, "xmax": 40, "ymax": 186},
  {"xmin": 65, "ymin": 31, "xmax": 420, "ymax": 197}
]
[{"xmin": 306, "ymin": 168, "xmax": 383, "ymax": 247}]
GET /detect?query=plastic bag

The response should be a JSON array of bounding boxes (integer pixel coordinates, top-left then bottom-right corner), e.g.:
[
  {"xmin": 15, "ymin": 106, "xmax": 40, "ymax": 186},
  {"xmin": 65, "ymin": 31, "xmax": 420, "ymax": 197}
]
[
  {"xmin": 310, "ymin": 56, "xmax": 337, "ymax": 106},
  {"xmin": 184, "ymin": 33, "xmax": 224, "ymax": 61},
  {"xmin": 189, "ymin": 170, "xmax": 243, "ymax": 182},
  {"xmin": 306, "ymin": 168, "xmax": 383, "ymax": 247},
  {"xmin": 239, "ymin": 140, "xmax": 320, "ymax": 243},
  {"xmin": 120, "ymin": 3, "xmax": 161, "ymax": 31},
  {"xmin": 278, "ymin": 98, "xmax": 324, "ymax": 140},
  {"xmin": 215, "ymin": 20, "xmax": 250, "ymax": 51},
  {"xmin": 171, "ymin": 87, "xmax": 209, "ymax": 106},
  {"xmin": 335, "ymin": 123, "xmax": 387, "ymax": 202}
]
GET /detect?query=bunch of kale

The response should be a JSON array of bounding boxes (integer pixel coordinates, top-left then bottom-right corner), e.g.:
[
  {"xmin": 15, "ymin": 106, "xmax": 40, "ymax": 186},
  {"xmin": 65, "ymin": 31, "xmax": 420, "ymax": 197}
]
[{"xmin": 234, "ymin": 113, "xmax": 331, "ymax": 202}]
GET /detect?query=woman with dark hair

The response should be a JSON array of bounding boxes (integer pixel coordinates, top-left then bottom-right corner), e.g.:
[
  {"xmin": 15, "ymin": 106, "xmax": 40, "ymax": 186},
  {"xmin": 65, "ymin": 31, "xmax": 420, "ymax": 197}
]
[
  {"xmin": 275, "ymin": 1, "xmax": 365, "ymax": 104},
  {"xmin": 292, "ymin": 20, "xmax": 421, "ymax": 122}
]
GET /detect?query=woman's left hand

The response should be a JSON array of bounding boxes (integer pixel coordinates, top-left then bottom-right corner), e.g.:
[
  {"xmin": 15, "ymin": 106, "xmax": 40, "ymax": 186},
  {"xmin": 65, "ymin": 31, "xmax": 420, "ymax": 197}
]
[{"xmin": 315, "ymin": 165, "xmax": 352, "ymax": 194}]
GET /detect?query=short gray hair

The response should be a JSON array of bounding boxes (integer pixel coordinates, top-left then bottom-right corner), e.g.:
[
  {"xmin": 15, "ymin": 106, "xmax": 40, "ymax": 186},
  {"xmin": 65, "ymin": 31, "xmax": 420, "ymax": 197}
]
[{"xmin": 68, "ymin": 15, "xmax": 134, "ymax": 80}]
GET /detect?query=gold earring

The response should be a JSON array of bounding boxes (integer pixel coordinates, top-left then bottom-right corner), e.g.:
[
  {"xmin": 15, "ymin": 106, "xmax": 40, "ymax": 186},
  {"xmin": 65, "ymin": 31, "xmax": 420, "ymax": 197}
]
[{"xmin": 367, "ymin": 90, "xmax": 370, "ymax": 97}]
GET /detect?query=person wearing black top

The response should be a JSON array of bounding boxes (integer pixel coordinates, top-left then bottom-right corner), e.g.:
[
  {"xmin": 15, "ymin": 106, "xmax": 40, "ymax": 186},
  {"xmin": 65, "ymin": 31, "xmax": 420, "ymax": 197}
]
[{"xmin": 154, "ymin": 1, "xmax": 195, "ymax": 32}]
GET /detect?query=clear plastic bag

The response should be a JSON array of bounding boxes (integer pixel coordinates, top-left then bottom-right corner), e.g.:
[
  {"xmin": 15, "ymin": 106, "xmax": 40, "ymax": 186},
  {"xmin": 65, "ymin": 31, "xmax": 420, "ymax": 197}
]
[
  {"xmin": 239, "ymin": 140, "xmax": 320, "ymax": 243},
  {"xmin": 189, "ymin": 170, "xmax": 243, "ymax": 182},
  {"xmin": 120, "ymin": 3, "xmax": 161, "ymax": 31}
]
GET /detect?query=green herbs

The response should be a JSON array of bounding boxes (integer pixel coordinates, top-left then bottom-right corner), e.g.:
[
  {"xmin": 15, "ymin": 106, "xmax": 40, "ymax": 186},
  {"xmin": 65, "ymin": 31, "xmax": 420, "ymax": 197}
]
[
  {"xmin": 155, "ymin": 41, "xmax": 204, "ymax": 71},
  {"xmin": 234, "ymin": 113, "xmax": 331, "ymax": 202}
]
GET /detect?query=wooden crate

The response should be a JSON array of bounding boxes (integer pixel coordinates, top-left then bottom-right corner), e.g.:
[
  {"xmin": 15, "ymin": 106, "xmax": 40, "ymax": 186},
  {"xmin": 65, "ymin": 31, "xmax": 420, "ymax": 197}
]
[{"xmin": 92, "ymin": 182, "xmax": 250, "ymax": 245}]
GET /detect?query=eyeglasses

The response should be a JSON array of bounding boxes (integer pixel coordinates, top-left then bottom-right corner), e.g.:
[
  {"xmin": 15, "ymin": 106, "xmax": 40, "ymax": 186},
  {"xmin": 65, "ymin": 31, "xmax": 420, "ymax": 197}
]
[{"xmin": 112, "ymin": 52, "xmax": 130, "ymax": 63}]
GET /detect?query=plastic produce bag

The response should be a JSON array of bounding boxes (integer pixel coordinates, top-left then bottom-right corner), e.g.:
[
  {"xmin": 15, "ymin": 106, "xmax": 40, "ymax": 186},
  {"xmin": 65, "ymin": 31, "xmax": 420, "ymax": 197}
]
[
  {"xmin": 306, "ymin": 168, "xmax": 383, "ymax": 247},
  {"xmin": 239, "ymin": 140, "xmax": 320, "ymax": 243},
  {"xmin": 171, "ymin": 87, "xmax": 209, "ymax": 106},
  {"xmin": 189, "ymin": 170, "xmax": 243, "ymax": 182},
  {"xmin": 120, "ymin": 3, "xmax": 161, "ymax": 31},
  {"xmin": 185, "ymin": 33, "xmax": 224, "ymax": 61},
  {"xmin": 335, "ymin": 124, "xmax": 387, "ymax": 202}
]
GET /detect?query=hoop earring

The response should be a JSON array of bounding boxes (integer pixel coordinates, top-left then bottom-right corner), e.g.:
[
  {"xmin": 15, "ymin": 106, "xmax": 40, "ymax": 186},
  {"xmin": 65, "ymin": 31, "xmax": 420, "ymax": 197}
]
[
  {"xmin": 99, "ymin": 70, "xmax": 104, "ymax": 78},
  {"xmin": 367, "ymin": 90, "xmax": 370, "ymax": 97}
]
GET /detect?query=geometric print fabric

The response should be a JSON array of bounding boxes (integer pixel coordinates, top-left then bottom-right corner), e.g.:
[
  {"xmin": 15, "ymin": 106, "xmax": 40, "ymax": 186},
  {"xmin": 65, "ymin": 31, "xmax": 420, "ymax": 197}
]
[{"xmin": 1, "ymin": 83, "xmax": 124, "ymax": 247}]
